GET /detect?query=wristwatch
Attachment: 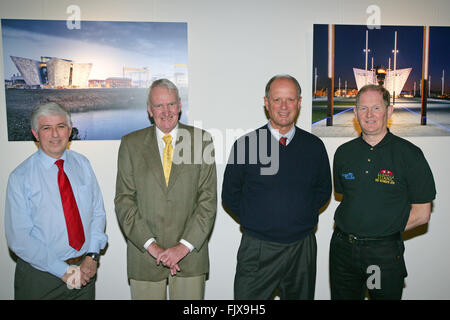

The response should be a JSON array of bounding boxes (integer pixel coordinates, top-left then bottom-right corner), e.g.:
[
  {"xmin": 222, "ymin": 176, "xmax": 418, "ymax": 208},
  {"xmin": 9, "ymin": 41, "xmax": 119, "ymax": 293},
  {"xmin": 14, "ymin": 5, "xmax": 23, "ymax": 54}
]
[{"xmin": 85, "ymin": 252, "xmax": 100, "ymax": 262}]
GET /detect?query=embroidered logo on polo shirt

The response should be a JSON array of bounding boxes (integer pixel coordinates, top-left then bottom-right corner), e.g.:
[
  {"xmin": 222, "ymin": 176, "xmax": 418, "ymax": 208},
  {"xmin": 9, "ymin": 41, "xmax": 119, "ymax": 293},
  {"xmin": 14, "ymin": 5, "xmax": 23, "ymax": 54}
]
[
  {"xmin": 342, "ymin": 173, "xmax": 355, "ymax": 180},
  {"xmin": 375, "ymin": 169, "xmax": 395, "ymax": 185}
]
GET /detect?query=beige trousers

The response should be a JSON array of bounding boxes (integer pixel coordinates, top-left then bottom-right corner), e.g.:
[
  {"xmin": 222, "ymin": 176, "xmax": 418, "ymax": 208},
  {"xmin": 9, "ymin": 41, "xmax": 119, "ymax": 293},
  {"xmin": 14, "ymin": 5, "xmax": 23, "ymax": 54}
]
[{"xmin": 130, "ymin": 274, "xmax": 206, "ymax": 300}]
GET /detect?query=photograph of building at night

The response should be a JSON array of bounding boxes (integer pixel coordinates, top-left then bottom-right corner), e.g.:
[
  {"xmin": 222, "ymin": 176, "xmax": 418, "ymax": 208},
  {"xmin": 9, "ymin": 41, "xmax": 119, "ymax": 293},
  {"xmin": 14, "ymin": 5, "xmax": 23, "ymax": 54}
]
[{"xmin": 312, "ymin": 24, "xmax": 450, "ymax": 137}]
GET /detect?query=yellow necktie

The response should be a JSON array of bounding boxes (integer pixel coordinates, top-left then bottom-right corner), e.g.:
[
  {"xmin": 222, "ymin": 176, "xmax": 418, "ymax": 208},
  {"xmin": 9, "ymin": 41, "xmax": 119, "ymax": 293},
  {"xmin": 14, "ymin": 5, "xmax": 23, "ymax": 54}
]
[{"xmin": 162, "ymin": 134, "xmax": 173, "ymax": 186}]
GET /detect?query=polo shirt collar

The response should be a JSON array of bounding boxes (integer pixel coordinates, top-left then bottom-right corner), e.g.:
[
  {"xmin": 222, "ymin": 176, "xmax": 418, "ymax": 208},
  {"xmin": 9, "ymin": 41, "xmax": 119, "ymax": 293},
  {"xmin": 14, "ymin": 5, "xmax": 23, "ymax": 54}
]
[{"xmin": 359, "ymin": 129, "xmax": 393, "ymax": 149}]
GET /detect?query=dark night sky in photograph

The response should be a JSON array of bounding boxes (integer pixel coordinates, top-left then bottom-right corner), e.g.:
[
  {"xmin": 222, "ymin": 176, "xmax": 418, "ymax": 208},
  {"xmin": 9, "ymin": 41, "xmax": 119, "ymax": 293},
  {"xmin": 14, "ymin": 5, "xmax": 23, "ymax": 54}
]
[{"xmin": 313, "ymin": 24, "xmax": 449, "ymax": 93}]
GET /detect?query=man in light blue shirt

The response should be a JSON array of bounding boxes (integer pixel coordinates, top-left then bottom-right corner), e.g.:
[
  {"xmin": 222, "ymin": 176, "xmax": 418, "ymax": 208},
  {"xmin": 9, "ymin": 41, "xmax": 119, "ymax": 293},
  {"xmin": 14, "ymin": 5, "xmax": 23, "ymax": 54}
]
[{"xmin": 5, "ymin": 102, "xmax": 107, "ymax": 299}]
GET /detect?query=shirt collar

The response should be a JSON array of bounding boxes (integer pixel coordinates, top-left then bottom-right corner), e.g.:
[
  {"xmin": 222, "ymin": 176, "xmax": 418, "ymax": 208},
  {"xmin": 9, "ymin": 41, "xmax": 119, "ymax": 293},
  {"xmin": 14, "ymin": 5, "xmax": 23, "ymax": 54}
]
[
  {"xmin": 37, "ymin": 148, "xmax": 67, "ymax": 169},
  {"xmin": 359, "ymin": 129, "xmax": 393, "ymax": 148},
  {"xmin": 267, "ymin": 122, "xmax": 296, "ymax": 143},
  {"xmin": 155, "ymin": 124, "xmax": 178, "ymax": 145}
]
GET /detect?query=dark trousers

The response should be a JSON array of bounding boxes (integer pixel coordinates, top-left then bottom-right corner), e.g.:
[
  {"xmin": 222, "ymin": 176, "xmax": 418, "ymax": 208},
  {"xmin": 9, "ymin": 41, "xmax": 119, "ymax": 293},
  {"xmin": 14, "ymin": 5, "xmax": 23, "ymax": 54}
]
[
  {"xmin": 329, "ymin": 228, "xmax": 407, "ymax": 300},
  {"xmin": 14, "ymin": 258, "xmax": 95, "ymax": 300},
  {"xmin": 234, "ymin": 232, "xmax": 317, "ymax": 300}
]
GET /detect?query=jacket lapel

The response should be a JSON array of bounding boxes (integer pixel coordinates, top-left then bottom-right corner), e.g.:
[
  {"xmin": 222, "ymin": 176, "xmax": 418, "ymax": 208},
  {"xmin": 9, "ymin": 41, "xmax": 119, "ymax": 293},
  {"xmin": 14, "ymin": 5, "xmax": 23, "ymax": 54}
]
[
  {"xmin": 167, "ymin": 123, "xmax": 191, "ymax": 191},
  {"xmin": 142, "ymin": 126, "xmax": 167, "ymax": 192}
]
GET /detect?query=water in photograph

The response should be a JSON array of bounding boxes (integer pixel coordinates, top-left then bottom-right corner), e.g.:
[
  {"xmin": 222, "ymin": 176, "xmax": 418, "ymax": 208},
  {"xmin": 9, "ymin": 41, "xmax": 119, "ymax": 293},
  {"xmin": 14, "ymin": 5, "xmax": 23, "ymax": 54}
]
[{"xmin": 71, "ymin": 107, "xmax": 151, "ymax": 140}]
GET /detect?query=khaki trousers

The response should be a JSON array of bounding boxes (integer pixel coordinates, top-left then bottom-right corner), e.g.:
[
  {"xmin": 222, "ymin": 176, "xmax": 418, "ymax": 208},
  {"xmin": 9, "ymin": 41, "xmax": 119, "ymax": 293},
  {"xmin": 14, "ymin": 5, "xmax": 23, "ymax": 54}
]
[{"xmin": 130, "ymin": 274, "xmax": 206, "ymax": 300}]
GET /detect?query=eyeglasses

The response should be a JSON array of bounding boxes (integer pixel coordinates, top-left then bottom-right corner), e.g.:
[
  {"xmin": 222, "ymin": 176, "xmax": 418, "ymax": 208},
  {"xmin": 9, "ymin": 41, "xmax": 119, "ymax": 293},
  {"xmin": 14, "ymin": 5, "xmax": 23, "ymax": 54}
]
[{"xmin": 356, "ymin": 106, "xmax": 386, "ymax": 113}]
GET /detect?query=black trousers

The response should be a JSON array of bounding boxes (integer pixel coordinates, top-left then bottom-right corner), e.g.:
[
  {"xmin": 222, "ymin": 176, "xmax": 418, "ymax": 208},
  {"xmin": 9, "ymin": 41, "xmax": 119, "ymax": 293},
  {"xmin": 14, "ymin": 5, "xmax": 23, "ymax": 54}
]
[
  {"xmin": 14, "ymin": 258, "xmax": 95, "ymax": 300},
  {"xmin": 329, "ymin": 228, "xmax": 407, "ymax": 300},
  {"xmin": 234, "ymin": 232, "xmax": 317, "ymax": 300}
]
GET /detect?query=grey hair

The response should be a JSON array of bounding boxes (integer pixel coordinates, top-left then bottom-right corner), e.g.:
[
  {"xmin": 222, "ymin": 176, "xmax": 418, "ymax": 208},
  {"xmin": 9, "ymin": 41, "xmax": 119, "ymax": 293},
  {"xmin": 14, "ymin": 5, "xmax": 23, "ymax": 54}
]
[
  {"xmin": 356, "ymin": 84, "xmax": 391, "ymax": 108},
  {"xmin": 265, "ymin": 74, "xmax": 302, "ymax": 99},
  {"xmin": 31, "ymin": 102, "xmax": 71, "ymax": 132},
  {"xmin": 147, "ymin": 78, "xmax": 180, "ymax": 107}
]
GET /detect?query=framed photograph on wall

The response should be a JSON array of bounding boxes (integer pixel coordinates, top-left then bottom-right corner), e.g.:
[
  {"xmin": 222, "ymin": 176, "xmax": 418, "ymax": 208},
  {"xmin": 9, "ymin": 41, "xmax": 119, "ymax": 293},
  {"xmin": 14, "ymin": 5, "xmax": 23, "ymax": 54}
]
[
  {"xmin": 1, "ymin": 19, "xmax": 188, "ymax": 141},
  {"xmin": 311, "ymin": 24, "xmax": 449, "ymax": 137}
]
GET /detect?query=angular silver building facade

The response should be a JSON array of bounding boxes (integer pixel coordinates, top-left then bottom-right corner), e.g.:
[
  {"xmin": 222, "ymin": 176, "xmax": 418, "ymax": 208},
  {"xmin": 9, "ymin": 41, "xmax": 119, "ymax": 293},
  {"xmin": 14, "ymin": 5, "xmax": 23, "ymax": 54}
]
[
  {"xmin": 71, "ymin": 62, "xmax": 92, "ymax": 88},
  {"xmin": 10, "ymin": 55, "xmax": 92, "ymax": 88},
  {"xmin": 10, "ymin": 56, "xmax": 42, "ymax": 86},
  {"xmin": 46, "ymin": 58, "xmax": 71, "ymax": 87},
  {"xmin": 353, "ymin": 67, "xmax": 412, "ymax": 98}
]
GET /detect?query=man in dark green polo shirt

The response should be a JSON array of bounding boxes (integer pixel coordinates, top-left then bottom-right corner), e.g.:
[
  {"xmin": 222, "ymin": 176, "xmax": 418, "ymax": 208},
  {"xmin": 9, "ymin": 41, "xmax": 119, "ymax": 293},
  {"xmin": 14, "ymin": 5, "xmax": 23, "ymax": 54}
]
[{"xmin": 330, "ymin": 84, "xmax": 436, "ymax": 300}]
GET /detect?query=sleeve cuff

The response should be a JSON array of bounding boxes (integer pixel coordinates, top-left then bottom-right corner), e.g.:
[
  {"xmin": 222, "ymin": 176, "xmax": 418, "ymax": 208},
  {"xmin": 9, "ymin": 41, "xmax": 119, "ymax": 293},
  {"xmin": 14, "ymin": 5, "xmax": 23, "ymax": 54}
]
[
  {"xmin": 180, "ymin": 239, "xmax": 195, "ymax": 252},
  {"xmin": 51, "ymin": 260, "xmax": 70, "ymax": 279},
  {"xmin": 143, "ymin": 238, "xmax": 194, "ymax": 252},
  {"xmin": 143, "ymin": 238, "xmax": 156, "ymax": 250}
]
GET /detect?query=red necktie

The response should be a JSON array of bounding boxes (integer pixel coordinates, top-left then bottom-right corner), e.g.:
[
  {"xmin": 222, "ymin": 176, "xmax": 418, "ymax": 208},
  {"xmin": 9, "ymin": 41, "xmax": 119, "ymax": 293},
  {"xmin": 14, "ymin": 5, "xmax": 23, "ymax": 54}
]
[
  {"xmin": 55, "ymin": 159, "xmax": 85, "ymax": 251},
  {"xmin": 279, "ymin": 137, "xmax": 287, "ymax": 146}
]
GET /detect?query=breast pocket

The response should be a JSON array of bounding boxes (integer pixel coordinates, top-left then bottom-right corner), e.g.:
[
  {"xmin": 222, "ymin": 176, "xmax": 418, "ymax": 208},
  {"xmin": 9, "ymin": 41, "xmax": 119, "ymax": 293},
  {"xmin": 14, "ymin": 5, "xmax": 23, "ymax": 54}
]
[{"xmin": 74, "ymin": 184, "xmax": 93, "ymax": 217}]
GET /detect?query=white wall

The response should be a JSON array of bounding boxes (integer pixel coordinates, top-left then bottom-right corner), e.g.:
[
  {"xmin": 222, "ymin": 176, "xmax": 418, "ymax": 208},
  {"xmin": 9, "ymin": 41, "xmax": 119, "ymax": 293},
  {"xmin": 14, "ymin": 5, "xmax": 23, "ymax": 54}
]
[{"xmin": 1, "ymin": 0, "xmax": 449, "ymax": 300}]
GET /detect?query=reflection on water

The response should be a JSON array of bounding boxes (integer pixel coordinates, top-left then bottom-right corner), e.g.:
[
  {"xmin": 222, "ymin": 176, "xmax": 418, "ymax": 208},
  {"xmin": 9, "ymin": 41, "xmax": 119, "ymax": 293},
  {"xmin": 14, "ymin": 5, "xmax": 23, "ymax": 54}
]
[
  {"xmin": 5, "ymin": 87, "xmax": 188, "ymax": 141},
  {"xmin": 71, "ymin": 106, "xmax": 188, "ymax": 140},
  {"xmin": 71, "ymin": 108, "xmax": 150, "ymax": 140}
]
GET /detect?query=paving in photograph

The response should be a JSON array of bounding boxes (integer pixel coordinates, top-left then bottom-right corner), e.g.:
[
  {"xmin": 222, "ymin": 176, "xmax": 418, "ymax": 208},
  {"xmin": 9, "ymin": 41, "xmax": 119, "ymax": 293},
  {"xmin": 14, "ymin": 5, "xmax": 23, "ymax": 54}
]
[{"xmin": 312, "ymin": 98, "xmax": 450, "ymax": 137}]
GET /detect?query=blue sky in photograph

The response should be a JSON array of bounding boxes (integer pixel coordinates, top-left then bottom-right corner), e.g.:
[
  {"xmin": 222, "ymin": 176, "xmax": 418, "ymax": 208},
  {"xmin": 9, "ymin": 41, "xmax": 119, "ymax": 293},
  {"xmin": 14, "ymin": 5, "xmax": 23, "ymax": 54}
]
[
  {"xmin": 1, "ymin": 19, "xmax": 188, "ymax": 80},
  {"xmin": 313, "ymin": 24, "xmax": 448, "ymax": 93}
]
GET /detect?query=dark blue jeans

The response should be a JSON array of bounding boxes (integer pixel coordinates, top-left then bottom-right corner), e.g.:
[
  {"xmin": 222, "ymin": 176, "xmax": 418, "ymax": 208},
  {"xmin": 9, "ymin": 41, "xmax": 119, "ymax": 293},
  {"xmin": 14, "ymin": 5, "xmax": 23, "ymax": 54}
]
[{"xmin": 329, "ymin": 228, "xmax": 407, "ymax": 300}]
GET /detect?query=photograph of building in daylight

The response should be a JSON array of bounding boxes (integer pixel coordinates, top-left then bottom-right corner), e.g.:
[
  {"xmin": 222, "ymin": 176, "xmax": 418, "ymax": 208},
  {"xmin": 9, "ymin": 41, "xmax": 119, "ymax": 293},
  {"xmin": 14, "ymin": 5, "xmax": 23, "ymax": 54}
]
[
  {"xmin": 312, "ymin": 24, "xmax": 449, "ymax": 137},
  {"xmin": 10, "ymin": 55, "xmax": 92, "ymax": 88},
  {"xmin": 1, "ymin": 19, "xmax": 188, "ymax": 141}
]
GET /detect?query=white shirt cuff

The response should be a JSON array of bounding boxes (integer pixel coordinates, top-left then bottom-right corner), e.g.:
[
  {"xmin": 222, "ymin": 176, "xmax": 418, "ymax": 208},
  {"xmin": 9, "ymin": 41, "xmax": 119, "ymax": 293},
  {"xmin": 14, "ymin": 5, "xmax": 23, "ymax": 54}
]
[
  {"xmin": 143, "ymin": 238, "xmax": 156, "ymax": 250},
  {"xmin": 144, "ymin": 238, "xmax": 194, "ymax": 252},
  {"xmin": 180, "ymin": 239, "xmax": 195, "ymax": 252}
]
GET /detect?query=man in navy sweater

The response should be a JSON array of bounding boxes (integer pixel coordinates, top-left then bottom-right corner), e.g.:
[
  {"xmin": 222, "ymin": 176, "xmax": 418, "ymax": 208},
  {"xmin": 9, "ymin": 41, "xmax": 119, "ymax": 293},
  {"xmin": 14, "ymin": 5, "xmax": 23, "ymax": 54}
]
[{"xmin": 222, "ymin": 75, "xmax": 332, "ymax": 299}]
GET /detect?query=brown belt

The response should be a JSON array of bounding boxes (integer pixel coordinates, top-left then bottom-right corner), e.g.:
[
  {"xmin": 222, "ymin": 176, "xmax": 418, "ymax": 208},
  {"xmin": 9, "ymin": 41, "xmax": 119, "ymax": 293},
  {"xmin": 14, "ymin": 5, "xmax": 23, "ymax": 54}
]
[{"xmin": 65, "ymin": 255, "xmax": 84, "ymax": 265}]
